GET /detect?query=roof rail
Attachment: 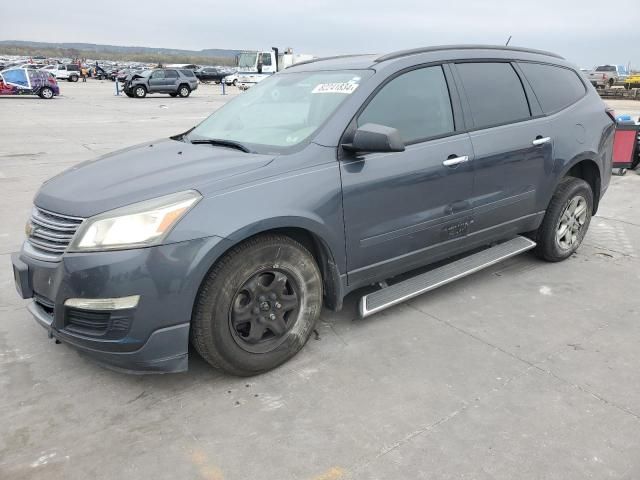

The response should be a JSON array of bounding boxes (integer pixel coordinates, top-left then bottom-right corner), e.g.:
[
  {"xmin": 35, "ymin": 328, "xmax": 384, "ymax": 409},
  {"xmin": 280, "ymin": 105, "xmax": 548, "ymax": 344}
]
[
  {"xmin": 290, "ymin": 54, "xmax": 374, "ymax": 68},
  {"xmin": 375, "ymin": 45, "xmax": 564, "ymax": 63}
]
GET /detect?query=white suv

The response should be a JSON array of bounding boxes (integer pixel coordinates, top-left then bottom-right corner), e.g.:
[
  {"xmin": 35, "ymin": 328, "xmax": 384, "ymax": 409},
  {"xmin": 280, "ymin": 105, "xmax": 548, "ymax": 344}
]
[{"xmin": 40, "ymin": 64, "xmax": 80, "ymax": 82}]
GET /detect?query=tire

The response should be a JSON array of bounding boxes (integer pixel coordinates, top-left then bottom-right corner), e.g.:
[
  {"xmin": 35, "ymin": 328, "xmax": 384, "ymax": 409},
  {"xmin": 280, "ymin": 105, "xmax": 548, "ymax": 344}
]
[
  {"xmin": 608, "ymin": 78, "xmax": 615, "ymax": 87},
  {"xmin": 178, "ymin": 84, "xmax": 190, "ymax": 97},
  {"xmin": 533, "ymin": 177, "xmax": 593, "ymax": 262},
  {"xmin": 133, "ymin": 85, "xmax": 147, "ymax": 98},
  {"xmin": 191, "ymin": 234, "xmax": 323, "ymax": 376},
  {"xmin": 38, "ymin": 87, "xmax": 54, "ymax": 99},
  {"xmin": 125, "ymin": 91, "xmax": 134, "ymax": 98},
  {"xmin": 69, "ymin": 75, "xmax": 79, "ymax": 82},
  {"xmin": 232, "ymin": 79, "xmax": 237, "ymax": 87}
]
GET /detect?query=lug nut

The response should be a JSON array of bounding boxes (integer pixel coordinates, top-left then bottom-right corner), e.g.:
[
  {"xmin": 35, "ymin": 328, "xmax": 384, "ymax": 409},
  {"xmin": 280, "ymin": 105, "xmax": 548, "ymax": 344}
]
[
  {"xmin": 275, "ymin": 302, "xmax": 282, "ymax": 309},
  {"xmin": 269, "ymin": 313, "xmax": 276, "ymax": 321},
  {"xmin": 258, "ymin": 295, "xmax": 266, "ymax": 302},
  {"xmin": 269, "ymin": 293, "xmax": 277, "ymax": 300}
]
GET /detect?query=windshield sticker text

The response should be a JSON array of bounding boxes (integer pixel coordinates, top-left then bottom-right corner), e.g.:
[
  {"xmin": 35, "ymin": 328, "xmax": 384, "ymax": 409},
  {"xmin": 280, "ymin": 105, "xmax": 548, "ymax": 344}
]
[{"xmin": 312, "ymin": 82, "xmax": 359, "ymax": 94}]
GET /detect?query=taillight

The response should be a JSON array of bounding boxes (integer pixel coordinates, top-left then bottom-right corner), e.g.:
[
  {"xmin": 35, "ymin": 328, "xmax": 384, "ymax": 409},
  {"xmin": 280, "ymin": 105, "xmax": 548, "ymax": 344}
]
[{"xmin": 605, "ymin": 107, "xmax": 616, "ymax": 123}]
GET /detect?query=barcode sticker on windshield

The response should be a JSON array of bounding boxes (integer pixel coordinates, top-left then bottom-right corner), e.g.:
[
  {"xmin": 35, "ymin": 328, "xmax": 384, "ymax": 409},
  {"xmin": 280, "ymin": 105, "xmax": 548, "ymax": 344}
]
[{"xmin": 312, "ymin": 82, "xmax": 359, "ymax": 94}]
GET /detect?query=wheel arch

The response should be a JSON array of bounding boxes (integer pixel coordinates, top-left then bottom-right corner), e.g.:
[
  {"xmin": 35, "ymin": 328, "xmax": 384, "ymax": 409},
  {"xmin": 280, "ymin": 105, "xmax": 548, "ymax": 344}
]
[
  {"xmin": 553, "ymin": 155, "xmax": 602, "ymax": 214},
  {"xmin": 194, "ymin": 219, "xmax": 345, "ymax": 315}
]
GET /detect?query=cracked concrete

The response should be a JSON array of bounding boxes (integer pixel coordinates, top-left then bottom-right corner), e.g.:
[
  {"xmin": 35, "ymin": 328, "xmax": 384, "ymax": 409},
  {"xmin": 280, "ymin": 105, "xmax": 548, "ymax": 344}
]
[{"xmin": 1, "ymin": 82, "xmax": 639, "ymax": 479}]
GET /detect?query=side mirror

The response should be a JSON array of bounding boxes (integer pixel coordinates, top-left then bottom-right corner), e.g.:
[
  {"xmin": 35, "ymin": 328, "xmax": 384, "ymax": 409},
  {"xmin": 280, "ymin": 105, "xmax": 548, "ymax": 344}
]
[{"xmin": 342, "ymin": 123, "xmax": 405, "ymax": 154}]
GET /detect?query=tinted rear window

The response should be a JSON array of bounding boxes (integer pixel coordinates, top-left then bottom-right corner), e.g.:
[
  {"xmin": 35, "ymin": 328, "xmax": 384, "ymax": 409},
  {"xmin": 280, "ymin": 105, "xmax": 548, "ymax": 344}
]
[
  {"xmin": 519, "ymin": 63, "xmax": 586, "ymax": 114},
  {"xmin": 180, "ymin": 69, "xmax": 195, "ymax": 77},
  {"xmin": 165, "ymin": 70, "xmax": 178, "ymax": 79},
  {"xmin": 456, "ymin": 62, "xmax": 530, "ymax": 129}
]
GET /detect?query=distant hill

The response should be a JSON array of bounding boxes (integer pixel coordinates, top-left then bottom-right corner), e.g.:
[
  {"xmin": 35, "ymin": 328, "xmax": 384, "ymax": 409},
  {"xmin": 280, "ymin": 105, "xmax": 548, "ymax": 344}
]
[{"xmin": 0, "ymin": 40, "xmax": 244, "ymax": 65}]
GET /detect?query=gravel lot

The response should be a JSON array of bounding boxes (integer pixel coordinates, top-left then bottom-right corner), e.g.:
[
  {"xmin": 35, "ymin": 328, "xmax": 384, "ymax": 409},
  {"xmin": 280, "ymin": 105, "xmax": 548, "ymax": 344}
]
[{"xmin": 1, "ymin": 81, "xmax": 639, "ymax": 480}]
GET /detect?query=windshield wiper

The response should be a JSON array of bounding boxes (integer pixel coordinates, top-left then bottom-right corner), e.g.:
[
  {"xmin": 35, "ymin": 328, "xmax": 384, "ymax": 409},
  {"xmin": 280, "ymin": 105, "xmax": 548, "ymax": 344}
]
[{"xmin": 190, "ymin": 138, "xmax": 253, "ymax": 153}]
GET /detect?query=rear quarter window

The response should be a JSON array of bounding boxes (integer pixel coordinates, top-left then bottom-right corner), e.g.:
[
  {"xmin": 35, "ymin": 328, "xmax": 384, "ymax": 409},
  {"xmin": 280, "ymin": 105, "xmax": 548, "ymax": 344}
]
[
  {"xmin": 518, "ymin": 63, "xmax": 586, "ymax": 114},
  {"xmin": 456, "ymin": 62, "xmax": 531, "ymax": 129},
  {"xmin": 180, "ymin": 69, "xmax": 195, "ymax": 77}
]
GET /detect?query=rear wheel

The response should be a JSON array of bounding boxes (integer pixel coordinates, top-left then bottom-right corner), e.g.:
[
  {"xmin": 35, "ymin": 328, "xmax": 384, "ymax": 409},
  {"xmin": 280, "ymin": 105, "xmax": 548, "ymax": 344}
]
[
  {"xmin": 533, "ymin": 177, "xmax": 593, "ymax": 262},
  {"xmin": 69, "ymin": 75, "xmax": 79, "ymax": 82},
  {"xmin": 191, "ymin": 234, "xmax": 323, "ymax": 376},
  {"xmin": 39, "ymin": 87, "xmax": 54, "ymax": 99},
  {"xmin": 178, "ymin": 84, "xmax": 190, "ymax": 97},
  {"xmin": 134, "ymin": 85, "xmax": 147, "ymax": 98}
]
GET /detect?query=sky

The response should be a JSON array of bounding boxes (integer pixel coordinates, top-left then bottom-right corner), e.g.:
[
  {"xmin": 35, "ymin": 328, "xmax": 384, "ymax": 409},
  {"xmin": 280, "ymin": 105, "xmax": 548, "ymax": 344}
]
[{"xmin": 3, "ymin": 0, "xmax": 640, "ymax": 68}]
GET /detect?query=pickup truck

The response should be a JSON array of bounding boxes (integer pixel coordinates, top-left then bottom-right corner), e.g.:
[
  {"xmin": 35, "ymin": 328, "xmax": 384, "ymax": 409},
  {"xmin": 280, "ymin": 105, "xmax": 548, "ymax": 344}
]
[
  {"xmin": 588, "ymin": 65, "xmax": 628, "ymax": 88},
  {"xmin": 39, "ymin": 64, "xmax": 80, "ymax": 82}
]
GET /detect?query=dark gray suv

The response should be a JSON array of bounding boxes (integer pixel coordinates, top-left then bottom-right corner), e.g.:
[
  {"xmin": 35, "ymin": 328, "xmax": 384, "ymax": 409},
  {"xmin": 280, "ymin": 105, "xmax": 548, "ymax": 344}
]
[
  {"xmin": 11, "ymin": 45, "xmax": 614, "ymax": 375},
  {"xmin": 124, "ymin": 68, "xmax": 198, "ymax": 98}
]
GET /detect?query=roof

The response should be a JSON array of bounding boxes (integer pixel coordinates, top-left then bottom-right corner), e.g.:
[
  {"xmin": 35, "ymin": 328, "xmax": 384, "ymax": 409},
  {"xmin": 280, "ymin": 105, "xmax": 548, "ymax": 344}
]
[{"xmin": 286, "ymin": 45, "xmax": 565, "ymax": 72}]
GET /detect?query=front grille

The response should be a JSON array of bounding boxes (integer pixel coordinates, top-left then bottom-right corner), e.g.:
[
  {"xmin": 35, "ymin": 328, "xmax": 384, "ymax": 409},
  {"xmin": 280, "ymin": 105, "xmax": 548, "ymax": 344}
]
[{"xmin": 27, "ymin": 207, "xmax": 84, "ymax": 260}]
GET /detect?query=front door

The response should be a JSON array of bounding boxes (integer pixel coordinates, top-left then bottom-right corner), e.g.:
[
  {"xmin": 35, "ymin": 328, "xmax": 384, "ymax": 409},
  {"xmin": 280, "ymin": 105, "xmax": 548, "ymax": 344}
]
[
  {"xmin": 340, "ymin": 65, "xmax": 475, "ymax": 285},
  {"xmin": 148, "ymin": 70, "xmax": 165, "ymax": 92},
  {"xmin": 452, "ymin": 62, "xmax": 552, "ymax": 233}
]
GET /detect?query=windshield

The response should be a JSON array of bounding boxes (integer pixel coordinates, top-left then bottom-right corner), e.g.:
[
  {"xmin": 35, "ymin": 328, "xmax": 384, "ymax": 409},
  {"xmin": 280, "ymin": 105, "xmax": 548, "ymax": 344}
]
[
  {"xmin": 187, "ymin": 70, "xmax": 371, "ymax": 154},
  {"xmin": 238, "ymin": 53, "xmax": 258, "ymax": 69}
]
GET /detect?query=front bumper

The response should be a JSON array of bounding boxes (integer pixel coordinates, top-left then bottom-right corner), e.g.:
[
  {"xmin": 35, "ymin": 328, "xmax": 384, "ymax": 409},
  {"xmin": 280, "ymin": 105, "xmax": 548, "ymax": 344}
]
[{"xmin": 11, "ymin": 236, "xmax": 229, "ymax": 373}]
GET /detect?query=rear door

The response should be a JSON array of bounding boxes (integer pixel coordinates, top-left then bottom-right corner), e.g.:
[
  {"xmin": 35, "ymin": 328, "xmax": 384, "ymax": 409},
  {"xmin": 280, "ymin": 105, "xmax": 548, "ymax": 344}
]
[
  {"xmin": 452, "ymin": 61, "xmax": 552, "ymax": 235},
  {"xmin": 164, "ymin": 70, "xmax": 178, "ymax": 91},
  {"xmin": 340, "ymin": 64, "xmax": 475, "ymax": 284}
]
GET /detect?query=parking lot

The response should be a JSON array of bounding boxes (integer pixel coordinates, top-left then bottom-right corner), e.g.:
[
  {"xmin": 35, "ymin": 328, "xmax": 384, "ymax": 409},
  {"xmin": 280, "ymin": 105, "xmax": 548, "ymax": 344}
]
[{"xmin": 1, "ymin": 80, "xmax": 640, "ymax": 479}]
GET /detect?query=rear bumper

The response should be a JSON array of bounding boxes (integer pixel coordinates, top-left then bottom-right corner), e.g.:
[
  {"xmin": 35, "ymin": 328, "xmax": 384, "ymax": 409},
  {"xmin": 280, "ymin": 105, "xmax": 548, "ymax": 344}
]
[{"xmin": 11, "ymin": 236, "xmax": 229, "ymax": 373}]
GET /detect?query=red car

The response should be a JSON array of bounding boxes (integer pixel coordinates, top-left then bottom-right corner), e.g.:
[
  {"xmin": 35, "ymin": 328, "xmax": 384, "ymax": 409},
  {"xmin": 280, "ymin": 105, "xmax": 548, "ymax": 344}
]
[{"xmin": 0, "ymin": 68, "xmax": 60, "ymax": 99}]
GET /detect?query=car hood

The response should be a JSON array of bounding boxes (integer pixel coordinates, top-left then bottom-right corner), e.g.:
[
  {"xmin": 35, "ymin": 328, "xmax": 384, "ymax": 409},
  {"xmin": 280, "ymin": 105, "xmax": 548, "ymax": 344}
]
[{"xmin": 35, "ymin": 139, "xmax": 275, "ymax": 217}]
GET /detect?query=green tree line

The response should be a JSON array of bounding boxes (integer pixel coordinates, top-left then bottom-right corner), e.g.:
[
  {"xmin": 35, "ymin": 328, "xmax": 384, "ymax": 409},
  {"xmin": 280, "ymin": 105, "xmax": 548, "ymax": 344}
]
[{"xmin": 0, "ymin": 45, "xmax": 236, "ymax": 66}]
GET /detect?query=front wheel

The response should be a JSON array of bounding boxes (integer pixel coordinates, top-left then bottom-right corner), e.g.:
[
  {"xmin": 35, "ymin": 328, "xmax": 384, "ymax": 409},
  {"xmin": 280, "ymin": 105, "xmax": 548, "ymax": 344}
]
[
  {"xmin": 534, "ymin": 177, "xmax": 593, "ymax": 262},
  {"xmin": 191, "ymin": 234, "xmax": 323, "ymax": 376},
  {"xmin": 133, "ymin": 85, "xmax": 147, "ymax": 98},
  {"xmin": 39, "ymin": 87, "xmax": 54, "ymax": 99}
]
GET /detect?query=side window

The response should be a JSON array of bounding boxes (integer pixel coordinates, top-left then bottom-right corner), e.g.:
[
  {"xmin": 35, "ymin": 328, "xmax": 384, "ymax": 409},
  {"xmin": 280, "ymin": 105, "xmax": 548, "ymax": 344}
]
[
  {"xmin": 165, "ymin": 70, "xmax": 178, "ymax": 79},
  {"xmin": 456, "ymin": 62, "xmax": 530, "ymax": 129},
  {"xmin": 2, "ymin": 69, "xmax": 29, "ymax": 86},
  {"xmin": 357, "ymin": 66, "xmax": 454, "ymax": 144},
  {"xmin": 518, "ymin": 63, "xmax": 586, "ymax": 114},
  {"xmin": 151, "ymin": 70, "xmax": 165, "ymax": 79},
  {"xmin": 261, "ymin": 53, "xmax": 272, "ymax": 66}
]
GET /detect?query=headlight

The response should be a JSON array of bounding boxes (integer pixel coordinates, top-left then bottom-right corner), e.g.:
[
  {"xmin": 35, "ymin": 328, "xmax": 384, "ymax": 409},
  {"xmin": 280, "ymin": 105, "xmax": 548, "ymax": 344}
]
[{"xmin": 68, "ymin": 190, "xmax": 201, "ymax": 252}]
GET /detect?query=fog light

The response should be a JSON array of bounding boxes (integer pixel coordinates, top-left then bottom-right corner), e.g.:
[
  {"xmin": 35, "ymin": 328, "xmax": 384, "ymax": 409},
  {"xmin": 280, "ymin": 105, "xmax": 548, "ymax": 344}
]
[{"xmin": 64, "ymin": 295, "xmax": 140, "ymax": 311}]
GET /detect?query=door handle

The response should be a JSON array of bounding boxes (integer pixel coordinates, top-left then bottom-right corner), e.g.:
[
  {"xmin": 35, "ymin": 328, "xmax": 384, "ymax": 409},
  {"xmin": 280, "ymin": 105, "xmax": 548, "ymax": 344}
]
[
  {"xmin": 442, "ymin": 155, "xmax": 469, "ymax": 167},
  {"xmin": 532, "ymin": 136, "xmax": 551, "ymax": 146}
]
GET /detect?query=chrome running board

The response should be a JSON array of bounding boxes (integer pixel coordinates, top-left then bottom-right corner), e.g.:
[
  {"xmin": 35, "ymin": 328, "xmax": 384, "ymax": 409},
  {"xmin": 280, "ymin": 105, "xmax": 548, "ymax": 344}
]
[{"xmin": 359, "ymin": 236, "xmax": 536, "ymax": 318}]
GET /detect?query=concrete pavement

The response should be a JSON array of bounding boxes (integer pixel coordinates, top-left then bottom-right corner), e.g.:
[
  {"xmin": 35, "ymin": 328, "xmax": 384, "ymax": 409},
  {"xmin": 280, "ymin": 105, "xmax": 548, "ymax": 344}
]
[{"xmin": 1, "ymin": 81, "xmax": 639, "ymax": 479}]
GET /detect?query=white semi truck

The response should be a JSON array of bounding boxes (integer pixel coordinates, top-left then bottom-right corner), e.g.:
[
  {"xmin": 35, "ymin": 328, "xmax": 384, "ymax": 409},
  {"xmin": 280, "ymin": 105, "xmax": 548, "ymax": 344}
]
[{"xmin": 236, "ymin": 48, "xmax": 314, "ymax": 90}]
